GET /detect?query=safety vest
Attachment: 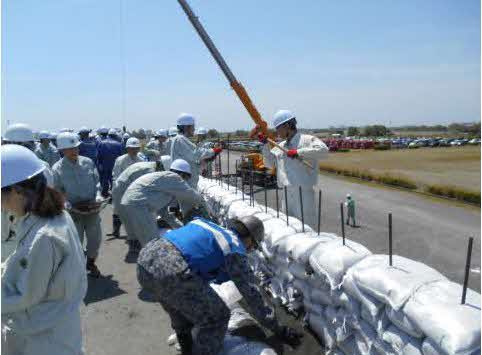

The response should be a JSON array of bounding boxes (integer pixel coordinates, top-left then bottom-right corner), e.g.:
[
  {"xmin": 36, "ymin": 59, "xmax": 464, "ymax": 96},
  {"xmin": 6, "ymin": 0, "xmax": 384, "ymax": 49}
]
[{"xmin": 164, "ymin": 218, "xmax": 246, "ymax": 283}]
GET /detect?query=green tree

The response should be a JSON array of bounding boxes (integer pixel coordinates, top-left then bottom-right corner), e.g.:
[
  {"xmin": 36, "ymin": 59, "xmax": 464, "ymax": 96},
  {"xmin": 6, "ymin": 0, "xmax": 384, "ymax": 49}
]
[{"xmin": 347, "ymin": 127, "xmax": 359, "ymax": 136}]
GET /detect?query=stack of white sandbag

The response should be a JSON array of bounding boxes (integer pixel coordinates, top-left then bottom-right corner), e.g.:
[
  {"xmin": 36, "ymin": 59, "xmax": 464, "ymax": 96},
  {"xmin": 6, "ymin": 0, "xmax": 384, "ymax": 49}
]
[{"xmin": 197, "ymin": 177, "xmax": 482, "ymax": 355}]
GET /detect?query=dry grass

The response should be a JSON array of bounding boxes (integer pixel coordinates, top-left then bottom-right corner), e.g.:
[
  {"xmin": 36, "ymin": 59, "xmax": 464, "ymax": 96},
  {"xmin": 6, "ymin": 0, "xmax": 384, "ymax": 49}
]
[
  {"xmin": 319, "ymin": 146, "xmax": 480, "ymax": 204},
  {"xmin": 321, "ymin": 146, "xmax": 480, "ymax": 191}
]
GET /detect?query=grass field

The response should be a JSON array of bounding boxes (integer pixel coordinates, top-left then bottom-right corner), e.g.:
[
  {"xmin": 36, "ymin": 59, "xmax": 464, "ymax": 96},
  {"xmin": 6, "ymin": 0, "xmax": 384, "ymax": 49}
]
[{"xmin": 320, "ymin": 146, "xmax": 481, "ymax": 193}]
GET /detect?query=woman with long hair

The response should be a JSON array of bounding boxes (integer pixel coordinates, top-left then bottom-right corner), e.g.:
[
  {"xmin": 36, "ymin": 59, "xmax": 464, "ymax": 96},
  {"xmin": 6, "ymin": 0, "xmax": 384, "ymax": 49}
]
[{"xmin": 1, "ymin": 144, "xmax": 87, "ymax": 355}]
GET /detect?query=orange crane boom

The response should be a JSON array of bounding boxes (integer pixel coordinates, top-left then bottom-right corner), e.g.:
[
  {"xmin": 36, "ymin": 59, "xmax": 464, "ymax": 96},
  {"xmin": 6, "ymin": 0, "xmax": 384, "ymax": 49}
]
[{"xmin": 177, "ymin": 0, "xmax": 314, "ymax": 169}]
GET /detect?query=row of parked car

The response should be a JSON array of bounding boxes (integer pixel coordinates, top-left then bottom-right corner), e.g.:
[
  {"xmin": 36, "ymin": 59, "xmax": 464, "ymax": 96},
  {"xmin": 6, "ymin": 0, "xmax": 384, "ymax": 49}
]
[{"xmin": 391, "ymin": 137, "xmax": 481, "ymax": 148}]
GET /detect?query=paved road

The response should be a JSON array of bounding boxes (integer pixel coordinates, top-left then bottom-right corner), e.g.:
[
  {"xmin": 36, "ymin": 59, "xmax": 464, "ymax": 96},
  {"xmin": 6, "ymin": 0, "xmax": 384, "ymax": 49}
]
[{"xmin": 218, "ymin": 150, "xmax": 481, "ymax": 292}]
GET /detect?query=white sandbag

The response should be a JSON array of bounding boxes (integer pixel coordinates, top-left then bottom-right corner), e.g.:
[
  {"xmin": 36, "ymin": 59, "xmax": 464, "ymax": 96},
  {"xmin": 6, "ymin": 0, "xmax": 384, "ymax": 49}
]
[
  {"xmin": 252, "ymin": 212, "xmax": 275, "ymax": 223},
  {"xmin": 402, "ymin": 280, "xmax": 481, "ymax": 355},
  {"xmin": 352, "ymin": 255, "xmax": 446, "ymax": 311},
  {"xmin": 210, "ymin": 281, "xmax": 243, "ymax": 308},
  {"xmin": 288, "ymin": 262, "xmax": 310, "ymax": 281},
  {"xmin": 325, "ymin": 306, "xmax": 354, "ymax": 343},
  {"xmin": 311, "ymin": 287, "xmax": 337, "ymax": 306},
  {"xmin": 303, "ymin": 299, "xmax": 325, "ymax": 316},
  {"xmin": 222, "ymin": 335, "xmax": 277, "ymax": 355},
  {"xmin": 337, "ymin": 336, "xmax": 361, "ymax": 355},
  {"xmin": 344, "ymin": 269, "xmax": 385, "ymax": 318},
  {"xmin": 275, "ymin": 233, "xmax": 314, "ymax": 258},
  {"xmin": 262, "ymin": 219, "xmax": 296, "ymax": 246},
  {"xmin": 309, "ymin": 239, "xmax": 371, "ymax": 290},
  {"xmin": 339, "ymin": 292, "xmax": 362, "ymax": 315},
  {"xmin": 307, "ymin": 313, "xmax": 337, "ymax": 349},
  {"xmin": 228, "ymin": 304, "xmax": 258, "ymax": 332},
  {"xmin": 226, "ymin": 200, "xmax": 263, "ymax": 220},
  {"xmin": 360, "ymin": 306, "xmax": 390, "ymax": 337},
  {"xmin": 290, "ymin": 233, "xmax": 337, "ymax": 264},
  {"xmin": 354, "ymin": 320, "xmax": 386, "ymax": 355},
  {"xmin": 385, "ymin": 306, "xmax": 424, "ymax": 339},
  {"xmin": 382, "ymin": 325, "xmax": 423, "ymax": 355},
  {"xmin": 419, "ymin": 338, "xmax": 481, "ymax": 355}
]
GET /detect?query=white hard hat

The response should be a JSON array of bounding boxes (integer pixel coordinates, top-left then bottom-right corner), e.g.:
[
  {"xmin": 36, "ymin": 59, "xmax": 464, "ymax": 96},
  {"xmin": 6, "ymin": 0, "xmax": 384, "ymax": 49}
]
[
  {"xmin": 346, "ymin": 194, "xmax": 351, "ymax": 198},
  {"xmin": 160, "ymin": 155, "xmax": 172, "ymax": 170},
  {"xmin": 38, "ymin": 130, "xmax": 51, "ymax": 140},
  {"xmin": 78, "ymin": 126, "xmax": 90, "ymax": 134},
  {"xmin": 169, "ymin": 127, "xmax": 178, "ymax": 137},
  {"xmin": 4, "ymin": 123, "xmax": 34, "ymax": 142},
  {"xmin": 123, "ymin": 132, "xmax": 130, "ymax": 139},
  {"xmin": 108, "ymin": 128, "xmax": 117, "ymax": 136},
  {"xmin": 98, "ymin": 126, "xmax": 109, "ymax": 134},
  {"xmin": 50, "ymin": 132, "xmax": 58, "ymax": 139},
  {"xmin": 157, "ymin": 128, "xmax": 168, "ymax": 137},
  {"xmin": 59, "ymin": 128, "xmax": 73, "ymax": 133},
  {"xmin": 170, "ymin": 158, "xmax": 191, "ymax": 175},
  {"xmin": 197, "ymin": 127, "xmax": 208, "ymax": 135},
  {"xmin": 272, "ymin": 109, "xmax": 296, "ymax": 128},
  {"xmin": 176, "ymin": 113, "xmax": 196, "ymax": 126},
  {"xmin": 1, "ymin": 144, "xmax": 46, "ymax": 188},
  {"xmin": 57, "ymin": 132, "xmax": 81, "ymax": 150},
  {"xmin": 125, "ymin": 137, "xmax": 140, "ymax": 148}
]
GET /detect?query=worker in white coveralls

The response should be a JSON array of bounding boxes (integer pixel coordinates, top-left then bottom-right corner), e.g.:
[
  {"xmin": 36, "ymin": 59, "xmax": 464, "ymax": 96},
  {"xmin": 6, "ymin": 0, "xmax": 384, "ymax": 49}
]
[
  {"xmin": 144, "ymin": 128, "xmax": 170, "ymax": 161},
  {"xmin": 110, "ymin": 137, "xmax": 146, "ymax": 238},
  {"xmin": 1, "ymin": 144, "xmax": 87, "ymax": 355},
  {"xmin": 136, "ymin": 216, "xmax": 303, "ymax": 355},
  {"xmin": 2, "ymin": 124, "xmax": 55, "ymax": 262},
  {"xmin": 120, "ymin": 159, "xmax": 209, "ymax": 247},
  {"xmin": 112, "ymin": 157, "xmax": 171, "ymax": 252},
  {"xmin": 170, "ymin": 113, "xmax": 222, "ymax": 188},
  {"xmin": 34, "ymin": 130, "xmax": 61, "ymax": 167},
  {"xmin": 258, "ymin": 110, "xmax": 328, "ymax": 227},
  {"xmin": 52, "ymin": 132, "xmax": 104, "ymax": 277}
]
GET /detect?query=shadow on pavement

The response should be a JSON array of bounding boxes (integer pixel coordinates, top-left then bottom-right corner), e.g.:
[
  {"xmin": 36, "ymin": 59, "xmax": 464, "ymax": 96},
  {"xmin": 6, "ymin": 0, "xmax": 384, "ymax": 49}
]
[
  {"xmin": 84, "ymin": 274, "xmax": 127, "ymax": 305},
  {"xmin": 105, "ymin": 234, "xmax": 127, "ymax": 242},
  {"xmin": 137, "ymin": 289, "xmax": 158, "ymax": 303}
]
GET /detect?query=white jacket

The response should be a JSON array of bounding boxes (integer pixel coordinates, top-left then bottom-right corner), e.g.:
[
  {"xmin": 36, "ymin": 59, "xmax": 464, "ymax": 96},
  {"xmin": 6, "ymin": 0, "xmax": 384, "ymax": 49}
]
[
  {"xmin": 262, "ymin": 132, "xmax": 328, "ymax": 188},
  {"xmin": 112, "ymin": 153, "xmax": 145, "ymax": 182},
  {"xmin": 2, "ymin": 211, "xmax": 87, "ymax": 355},
  {"xmin": 170, "ymin": 134, "xmax": 214, "ymax": 187}
]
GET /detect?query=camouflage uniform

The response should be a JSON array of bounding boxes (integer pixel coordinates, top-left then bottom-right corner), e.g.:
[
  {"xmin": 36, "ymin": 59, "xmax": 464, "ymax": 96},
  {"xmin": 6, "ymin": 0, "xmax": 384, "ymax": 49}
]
[{"xmin": 137, "ymin": 237, "xmax": 279, "ymax": 355}]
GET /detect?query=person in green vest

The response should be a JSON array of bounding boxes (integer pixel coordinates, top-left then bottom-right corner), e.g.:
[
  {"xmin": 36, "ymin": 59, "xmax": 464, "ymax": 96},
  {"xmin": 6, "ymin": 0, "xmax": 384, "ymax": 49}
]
[{"xmin": 346, "ymin": 194, "xmax": 356, "ymax": 227}]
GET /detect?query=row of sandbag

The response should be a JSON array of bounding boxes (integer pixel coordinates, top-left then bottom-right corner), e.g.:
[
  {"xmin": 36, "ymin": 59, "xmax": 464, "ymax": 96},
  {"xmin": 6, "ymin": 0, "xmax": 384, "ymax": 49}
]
[{"xmin": 198, "ymin": 177, "xmax": 481, "ymax": 355}]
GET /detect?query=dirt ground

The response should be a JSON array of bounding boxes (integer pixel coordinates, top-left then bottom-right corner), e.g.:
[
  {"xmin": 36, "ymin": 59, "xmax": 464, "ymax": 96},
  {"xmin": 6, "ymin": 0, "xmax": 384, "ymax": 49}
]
[{"xmin": 321, "ymin": 145, "xmax": 480, "ymax": 191}]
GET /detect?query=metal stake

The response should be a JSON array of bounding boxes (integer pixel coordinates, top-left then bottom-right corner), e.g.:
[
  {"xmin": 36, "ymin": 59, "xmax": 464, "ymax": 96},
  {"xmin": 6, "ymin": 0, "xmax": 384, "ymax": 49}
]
[
  {"xmin": 317, "ymin": 190, "xmax": 322, "ymax": 235},
  {"xmin": 389, "ymin": 213, "xmax": 393, "ymax": 266},
  {"xmin": 275, "ymin": 187, "xmax": 279, "ymax": 218},
  {"xmin": 284, "ymin": 186, "xmax": 289, "ymax": 226},
  {"xmin": 340, "ymin": 203, "xmax": 345, "ymax": 245},
  {"xmin": 264, "ymin": 176, "xmax": 268, "ymax": 213},
  {"xmin": 299, "ymin": 186, "xmax": 305, "ymax": 233},
  {"xmin": 462, "ymin": 237, "xmax": 474, "ymax": 304}
]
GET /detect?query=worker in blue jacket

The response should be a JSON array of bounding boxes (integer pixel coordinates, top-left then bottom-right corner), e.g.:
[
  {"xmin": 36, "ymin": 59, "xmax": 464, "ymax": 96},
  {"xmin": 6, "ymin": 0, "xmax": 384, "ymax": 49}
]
[
  {"xmin": 78, "ymin": 127, "xmax": 98, "ymax": 166},
  {"xmin": 97, "ymin": 129, "xmax": 123, "ymax": 197},
  {"xmin": 137, "ymin": 216, "xmax": 302, "ymax": 355}
]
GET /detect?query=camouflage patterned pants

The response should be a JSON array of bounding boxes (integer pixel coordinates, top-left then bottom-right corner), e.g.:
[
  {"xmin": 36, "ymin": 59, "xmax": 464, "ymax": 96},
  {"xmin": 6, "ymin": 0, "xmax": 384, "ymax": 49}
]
[{"xmin": 137, "ymin": 262, "xmax": 230, "ymax": 355}]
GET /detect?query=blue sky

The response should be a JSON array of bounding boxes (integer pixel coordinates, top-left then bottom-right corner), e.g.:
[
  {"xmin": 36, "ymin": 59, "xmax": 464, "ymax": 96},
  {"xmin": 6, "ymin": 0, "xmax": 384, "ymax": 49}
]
[{"xmin": 1, "ymin": 0, "xmax": 480, "ymax": 132}]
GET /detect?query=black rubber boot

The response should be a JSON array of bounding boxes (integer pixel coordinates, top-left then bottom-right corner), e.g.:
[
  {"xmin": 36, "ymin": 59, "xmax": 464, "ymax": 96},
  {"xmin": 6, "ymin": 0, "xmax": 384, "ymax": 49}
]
[
  {"xmin": 176, "ymin": 332, "xmax": 193, "ymax": 355},
  {"xmin": 86, "ymin": 258, "xmax": 101, "ymax": 278},
  {"xmin": 112, "ymin": 214, "xmax": 122, "ymax": 238}
]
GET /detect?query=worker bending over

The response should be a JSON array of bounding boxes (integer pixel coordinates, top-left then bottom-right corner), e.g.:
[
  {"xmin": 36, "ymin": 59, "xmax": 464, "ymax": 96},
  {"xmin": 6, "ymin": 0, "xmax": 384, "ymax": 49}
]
[
  {"xmin": 112, "ymin": 158, "xmax": 170, "ymax": 252},
  {"xmin": 120, "ymin": 159, "xmax": 207, "ymax": 247},
  {"xmin": 110, "ymin": 137, "xmax": 145, "ymax": 238},
  {"xmin": 259, "ymin": 110, "xmax": 328, "ymax": 227},
  {"xmin": 137, "ymin": 215, "xmax": 302, "ymax": 355},
  {"xmin": 170, "ymin": 113, "xmax": 221, "ymax": 188}
]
